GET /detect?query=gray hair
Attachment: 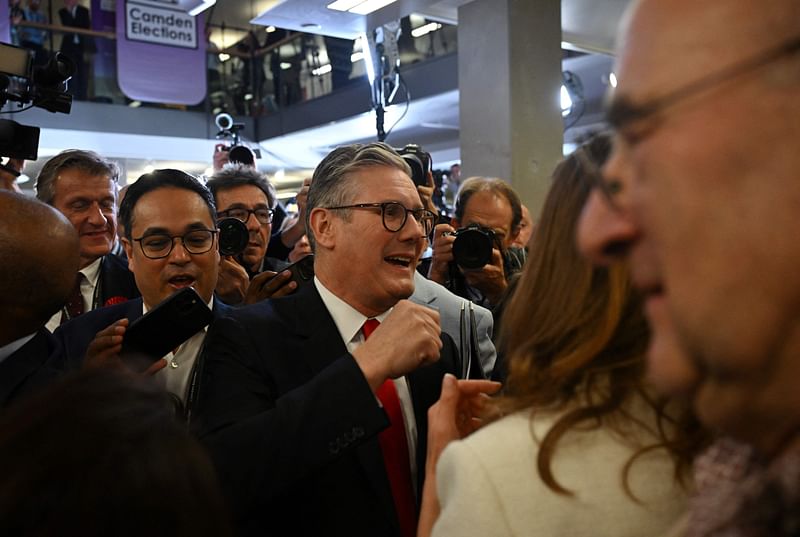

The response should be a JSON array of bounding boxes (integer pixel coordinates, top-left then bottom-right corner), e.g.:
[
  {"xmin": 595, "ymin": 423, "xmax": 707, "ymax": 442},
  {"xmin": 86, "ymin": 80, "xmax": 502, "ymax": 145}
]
[
  {"xmin": 35, "ymin": 150, "xmax": 120, "ymax": 205},
  {"xmin": 205, "ymin": 163, "xmax": 276, "ymax": 209},
  {"xmin": 454, "ymin": 176, "xmax": 523, "ymax": 235},
  {"xmin": 305, "ymin": 142, "xmax": 411, "ymax": 250}
]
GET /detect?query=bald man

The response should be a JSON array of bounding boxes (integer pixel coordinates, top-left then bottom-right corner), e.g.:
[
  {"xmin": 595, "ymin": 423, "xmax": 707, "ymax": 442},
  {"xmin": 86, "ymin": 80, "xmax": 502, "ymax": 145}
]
[
  {"xmin": 577, "ymin": 0, "xmax": 800, "ymax": 533},
  {"xmin": 0, "ymin": 191, "xmax": 79, "ymax": 406}
]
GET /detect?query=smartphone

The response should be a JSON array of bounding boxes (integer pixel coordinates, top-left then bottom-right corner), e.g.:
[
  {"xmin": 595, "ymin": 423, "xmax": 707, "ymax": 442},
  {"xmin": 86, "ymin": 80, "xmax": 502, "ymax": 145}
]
[
  {"xmin": 274, "ymin": 254, "xmax": 314, "ymax": 289},
  {"xmin": 120, "ymin": 287, "xmax": 213, "ymax": 371}
]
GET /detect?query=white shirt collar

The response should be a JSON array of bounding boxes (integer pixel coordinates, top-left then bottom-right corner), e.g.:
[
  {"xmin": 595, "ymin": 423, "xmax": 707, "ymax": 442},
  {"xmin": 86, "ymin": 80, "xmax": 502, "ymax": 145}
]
[
  {"xmin": 80, "ymin": 257, "xmax": 102, "ymax": 289},
  {"xmin": 313, "ymin": 276, "xmax": 391, "ymax": 348}
]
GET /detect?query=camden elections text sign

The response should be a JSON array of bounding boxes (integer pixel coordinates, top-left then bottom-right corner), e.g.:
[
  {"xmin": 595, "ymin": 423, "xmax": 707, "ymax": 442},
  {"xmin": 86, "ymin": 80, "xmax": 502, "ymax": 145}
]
[
  {"xmin": 116, "ymin": 0, "xmax": 206, "ymax": 104},
  {"xmin": 125, "ymin": 1, "xmax": 197, "ymax": 49}
]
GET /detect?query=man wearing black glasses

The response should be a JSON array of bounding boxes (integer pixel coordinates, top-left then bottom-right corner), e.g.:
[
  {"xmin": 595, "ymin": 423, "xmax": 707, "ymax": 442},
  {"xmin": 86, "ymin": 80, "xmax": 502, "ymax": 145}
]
[
  {"xmin": 206, "ymin": 164, "xmax": 295, "ymax": 305},
  {"xmin": 194, "ymin": 143, "xmax": 493, "ymax": 537},
  {"xmin": 577, "ymin": 0, "xmax": 800, "ymax": 533},
  {"xmin": 53, "ymin": 169, "xmax": 231, "ymax": 410}
]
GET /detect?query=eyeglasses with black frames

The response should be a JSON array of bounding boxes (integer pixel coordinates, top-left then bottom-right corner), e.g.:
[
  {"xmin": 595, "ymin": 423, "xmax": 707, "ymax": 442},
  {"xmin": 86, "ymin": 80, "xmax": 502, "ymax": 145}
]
[
  {"xmin": 133, "ymin": 229, "xmax": 218, "ymax": 259},
  {"xmin": 325, "ymin": 202, "xmax": 436, "ymax": 235},
  {"xmin": 217, "ymin": 207, "xmax": 274, "ymax": 225},
  {"xmin": 606, "ymin": 35, "xmax": 800, "ymax": 146}
]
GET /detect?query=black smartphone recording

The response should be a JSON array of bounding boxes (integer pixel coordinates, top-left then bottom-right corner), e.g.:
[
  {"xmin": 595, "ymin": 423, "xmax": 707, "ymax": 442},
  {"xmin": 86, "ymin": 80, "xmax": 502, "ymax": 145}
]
[{"xmin": 120, "ymin": 287, "xmax": 213, "ymax": 372}]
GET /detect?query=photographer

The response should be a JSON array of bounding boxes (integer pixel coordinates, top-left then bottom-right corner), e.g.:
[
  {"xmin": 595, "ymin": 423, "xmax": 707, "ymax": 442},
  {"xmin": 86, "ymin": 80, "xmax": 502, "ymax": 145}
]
[
  {"xmin": 427, "ymin": 177, "xmax": 526, "ymax": 309},
  {"xmin": 206, "ymin": 164, "xmax": 297, "ymax": 305}
]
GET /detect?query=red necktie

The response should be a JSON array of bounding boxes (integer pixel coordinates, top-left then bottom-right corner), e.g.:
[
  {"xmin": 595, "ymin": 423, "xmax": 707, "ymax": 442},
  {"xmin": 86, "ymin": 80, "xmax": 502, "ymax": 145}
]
[
  {"xmin": 362, "ymin": 319, "xmax": 417, "ymax": 537},
  {"xmin": 61, "ymin": 273, "xmax": 85, "ymax": 324}
]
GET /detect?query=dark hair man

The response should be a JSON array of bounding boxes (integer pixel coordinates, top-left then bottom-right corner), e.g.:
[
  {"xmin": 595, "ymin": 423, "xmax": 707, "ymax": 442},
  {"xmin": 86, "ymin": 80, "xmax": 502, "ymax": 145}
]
[
  {"xmin": 53, "ymin": 170, "xmax": 231, "ymax": 411},
  {"xmin": 206, "ymin": 164, "xmax": 295, "ymax": 305},
  {"xmin": 35, "ymin": 149, "xmax": 139, "ymax": 332},
  {"xmin": 427, "ymin": 176, "xmax": 526, "ymax": 308},
  {"xmin": 0, "ymin": 191, "xmax": 79, "ymax": 406},
  {"xmin": 577, "ymin": 0, "xmax": 800, "ymax": 532},
  {"xmin": 195, "ymin": 142, "xmax": 478, "ymax": 536}
]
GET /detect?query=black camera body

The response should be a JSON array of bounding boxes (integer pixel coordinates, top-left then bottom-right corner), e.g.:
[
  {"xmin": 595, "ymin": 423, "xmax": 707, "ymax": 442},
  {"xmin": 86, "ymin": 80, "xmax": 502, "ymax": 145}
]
[
  {"xmin": 215, "ymin": 113, "xmax": 261, "ymax": 167},
  {"xmin": 0, "ymin": 43, "xmax": 75, "ymax": 161},
  {"xmin": 450, "ymin": 223, "xmax": 496, "ymax": 270},
  {"xmin": 217, "ymin": 217, "xmax": 249, "ymax": 257},
  {"xmin": 396, "ymin": 144, "xmax": 431, "ymax": 187}
]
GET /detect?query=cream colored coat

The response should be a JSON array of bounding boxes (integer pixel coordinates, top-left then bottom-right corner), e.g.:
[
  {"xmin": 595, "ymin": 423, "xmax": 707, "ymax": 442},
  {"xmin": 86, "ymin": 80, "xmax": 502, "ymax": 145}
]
[{"xmin": 432, "ymin": 398, "xmax": 689, "ymax": 537}]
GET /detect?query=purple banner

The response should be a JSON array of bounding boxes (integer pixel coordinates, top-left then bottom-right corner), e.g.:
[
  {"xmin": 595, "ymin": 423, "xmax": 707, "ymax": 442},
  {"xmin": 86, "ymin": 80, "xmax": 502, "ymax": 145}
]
[
  {"xmin": 1, "ymin": 1, "xmax": 11, "ymax": 44},
  {"xmin": 92, "ymin": 0, "xmax": 117, "ymax": 79},
  {"xmin": 116, "ymin": 0, "xmax": 206, "ymax": 105}
]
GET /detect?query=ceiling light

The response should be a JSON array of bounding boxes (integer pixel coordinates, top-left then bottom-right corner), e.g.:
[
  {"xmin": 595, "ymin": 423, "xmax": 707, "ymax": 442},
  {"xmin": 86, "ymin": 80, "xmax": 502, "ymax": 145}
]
[
  {"xmin": 560, "ymin": 85, "xmax": 573, "ymax": 117},
  {"xmin": 411, "ymin": 22, "xmax": 441, "ymax": 38},
  {"xmin": 218, "ymin": 53, "xmax": 230, "ymax": 62},
  {"xmin": 327, "ymin": 0, "xmax": 398, "ymax": 15},
  {"xmin": 349, "ymin": 0, "xmax": 397, "ymax": 15},
  {"xmin": 609, "ymin": 72, "xmax": 617, "ymax": 88},
  {"xmin": 327, "ymin": 0, "xmax": 364, "ymax": 11},
  {"xmin": 188, "ymin": 0, "xmax": 216, "ymax": 17},
  {"xmin": 312, "ymin": 64, "xmax": 332, "ymax": 76},
  {"xmin": 280, "ymin": 62, "xmax": 292, "ymax": 70},
  {"xmin": 266, "ymin": 25, "xmax": 276, "ymax": 33},
  {"xmin": 129, "ymin": 100, "xmax": 142, "ymax": 108}
]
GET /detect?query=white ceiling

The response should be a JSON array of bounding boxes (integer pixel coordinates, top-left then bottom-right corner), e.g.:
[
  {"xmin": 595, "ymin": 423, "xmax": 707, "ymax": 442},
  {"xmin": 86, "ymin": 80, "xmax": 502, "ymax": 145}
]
[{"xmin": 208, "ymin": 0, "xmax": 631, "ymax": 53}]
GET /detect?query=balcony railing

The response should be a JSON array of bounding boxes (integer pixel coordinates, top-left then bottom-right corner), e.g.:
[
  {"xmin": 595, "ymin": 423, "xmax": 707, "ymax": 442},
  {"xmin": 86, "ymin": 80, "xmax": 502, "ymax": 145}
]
[{"xmin": 8, "ymin": 17, "xmax": 458, "ymax": 117}]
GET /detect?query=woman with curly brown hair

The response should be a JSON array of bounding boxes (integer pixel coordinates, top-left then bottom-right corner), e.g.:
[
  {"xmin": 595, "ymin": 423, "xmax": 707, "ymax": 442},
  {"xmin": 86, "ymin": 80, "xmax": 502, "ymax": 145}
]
[{"xmin": 418, "ymin": 135, "xmax": 705, "ymax": 537}]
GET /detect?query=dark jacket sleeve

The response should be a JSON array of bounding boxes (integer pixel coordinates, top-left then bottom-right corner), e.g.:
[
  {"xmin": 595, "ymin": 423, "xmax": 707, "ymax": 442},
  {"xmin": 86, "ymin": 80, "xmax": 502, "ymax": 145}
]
[{"xmin": 193, "ymin": 312, "xmax": 389, "ymax": 516}]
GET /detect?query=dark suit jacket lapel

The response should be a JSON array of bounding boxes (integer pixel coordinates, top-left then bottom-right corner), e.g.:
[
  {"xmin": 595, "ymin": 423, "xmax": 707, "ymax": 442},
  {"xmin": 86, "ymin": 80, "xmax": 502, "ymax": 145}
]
[
  {"xmin": 97, "ymin": 255, "xmax": 140, "ymax": 308},
  {"xmin": 278, "ymin": 283, "xmax": 399, "ymax": 532},
  {"xmin": 0, "ymin": 330, "xmax": 57, "ymax": 406}
]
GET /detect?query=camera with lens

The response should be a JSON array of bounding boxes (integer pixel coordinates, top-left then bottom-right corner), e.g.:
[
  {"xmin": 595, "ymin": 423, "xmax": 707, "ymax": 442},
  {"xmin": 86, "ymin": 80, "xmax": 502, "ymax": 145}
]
[
  {"xmin": 0, "ymin": 43, "xmax": 75, "ymax": 162},
  {"xmin": 217, "ymin": 217, "xmax": 249, "ymax": 257},
  {"xmin": 449, "ymin": 223, "xmax": 496, "ymax": 270},
  {"xmin": 215, "ymin": 113, "xmax": 261, "ymax": 167},
  {"xmin": 395, "ymin": 143, "xmax": 431, "ymax": 187}
]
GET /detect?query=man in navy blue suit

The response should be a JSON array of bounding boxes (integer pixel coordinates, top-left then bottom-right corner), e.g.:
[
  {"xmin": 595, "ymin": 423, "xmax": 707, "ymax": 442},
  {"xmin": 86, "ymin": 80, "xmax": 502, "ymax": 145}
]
[
  {"xmin": 0, "ymin": 191, "xmax": 79, "ymax": 407},
  {"xmin": 54, "ymin": 169, "xmax": 230, "ymax": 412},
  {"xmin": 35, "ymin": 150, "xmax": 139, "ymax": 332},
  {"xmin": 194, "ymin": 143, "xmax": 497, "ymax": 537}
]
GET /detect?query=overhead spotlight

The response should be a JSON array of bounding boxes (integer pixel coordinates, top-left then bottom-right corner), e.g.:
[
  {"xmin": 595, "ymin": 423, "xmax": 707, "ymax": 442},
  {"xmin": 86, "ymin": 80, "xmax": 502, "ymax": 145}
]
[
  {"xmin": 560, "ymin": 85, "xmax": 572, "ymax": 117},
  {"xmin": 609, "ymin": 72, "xmax": 618, "ymax": 88},
  {"xmin": 218, "ymin": 53, "xmax": 230, "ymax": 62},
  {"xmin": 266, "ymin": 26, "xmax": 277, "ymax": 33}
]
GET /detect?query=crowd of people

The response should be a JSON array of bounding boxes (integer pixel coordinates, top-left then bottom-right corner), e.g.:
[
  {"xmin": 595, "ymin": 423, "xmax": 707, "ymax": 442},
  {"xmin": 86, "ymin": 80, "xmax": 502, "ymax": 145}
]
[{"xmin": 1, "ymin": 0, "xmax": 798, "ymax": 535}]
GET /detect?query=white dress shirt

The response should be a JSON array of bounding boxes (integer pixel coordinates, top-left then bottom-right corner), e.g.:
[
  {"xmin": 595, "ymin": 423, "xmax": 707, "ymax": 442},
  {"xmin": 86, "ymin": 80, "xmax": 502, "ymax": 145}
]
[{"xmin": 142, "ymin": 296, "xmax": 214, "ymax": 404}]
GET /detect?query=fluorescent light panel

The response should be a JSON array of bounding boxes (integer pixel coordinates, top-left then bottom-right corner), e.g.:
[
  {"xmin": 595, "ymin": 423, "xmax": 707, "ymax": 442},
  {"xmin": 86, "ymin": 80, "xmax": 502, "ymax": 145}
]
[
  {"xmin": 188, "ymin": 0, "xmax": 216, "ymax": 17},
  {"xmin": 327, "ymin": 0, "xmax": 397, "ymax": 15},
  {"xmin": 326, "ymin": 0, "xmax": 364, "ymax": 11},
  {"xmin": 411, "ymin": 22, "xmax": 441, "ymax": 38}
]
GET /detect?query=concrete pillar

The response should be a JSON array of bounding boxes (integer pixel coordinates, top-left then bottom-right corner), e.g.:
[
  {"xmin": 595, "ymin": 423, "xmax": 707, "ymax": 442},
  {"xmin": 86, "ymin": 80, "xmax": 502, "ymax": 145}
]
[{"xmin": 457, "ymin": 0, "xmax": 563, "ymax": 217}]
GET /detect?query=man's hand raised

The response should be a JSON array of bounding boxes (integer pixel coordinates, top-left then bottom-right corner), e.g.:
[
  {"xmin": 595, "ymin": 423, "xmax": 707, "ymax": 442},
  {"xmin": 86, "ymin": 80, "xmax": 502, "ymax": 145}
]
[{"xmin": 352, "ymin": 300, "xmax": 443, "ymax": 392}]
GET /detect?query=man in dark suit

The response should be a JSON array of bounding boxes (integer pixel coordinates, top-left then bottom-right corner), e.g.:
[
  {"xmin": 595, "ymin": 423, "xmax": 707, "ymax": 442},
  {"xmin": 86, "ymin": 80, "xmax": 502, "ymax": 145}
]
[
  {"xmin": 195, "ymin": 143, "xmax": 474, "ymax": 536},
  {"xmin": 35, "ymin": 150, "xmax": 139, "ymax": 333},
  {"xmin": 58, "ymin": 0, "xmax": 91, "ymax": 100},
  {"xmin": 0, "ymin": 191, "xmax": 79, "ymax": 407},
  {"xmin": 54, "ymin": 170, "xmax": 228, "ymax": 412}
]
